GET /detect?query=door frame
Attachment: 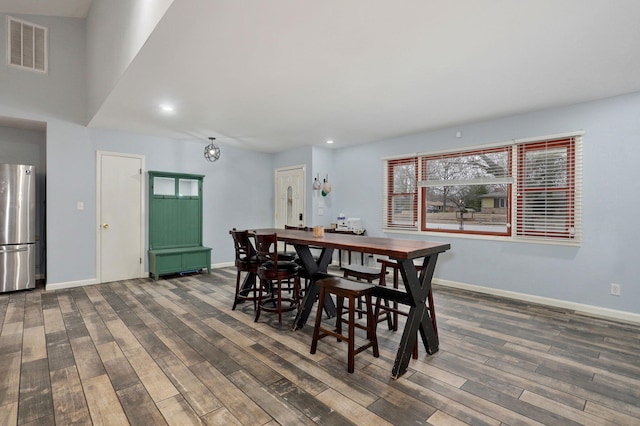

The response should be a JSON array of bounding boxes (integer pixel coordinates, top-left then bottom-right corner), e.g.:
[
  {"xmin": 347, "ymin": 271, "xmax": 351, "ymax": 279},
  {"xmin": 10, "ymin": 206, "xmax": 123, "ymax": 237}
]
[
  {"xmin": 95, "ymin": 151, "xmax": 145, "ymax": 283},
  {"xmin": 275, "ymin": 164, "xmax": 306, "ymax": 228}
]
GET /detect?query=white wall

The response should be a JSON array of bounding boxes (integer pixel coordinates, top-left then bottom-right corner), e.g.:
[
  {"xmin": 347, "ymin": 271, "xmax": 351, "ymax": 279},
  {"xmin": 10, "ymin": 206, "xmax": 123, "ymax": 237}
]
[{"xmin": 333, "ymin": 91, "xmax": 640, "ymax": 317}]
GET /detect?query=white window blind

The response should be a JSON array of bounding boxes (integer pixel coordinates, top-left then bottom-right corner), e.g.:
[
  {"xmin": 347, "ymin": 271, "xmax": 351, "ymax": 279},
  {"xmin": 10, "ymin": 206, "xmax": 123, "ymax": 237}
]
[
  {"xmin": 514, "ymin": 136, "xmax": 582, "ymax": 241},
  {"xmin": 385, "ymin": 157, "xmax": 418, "ymax": 230}
]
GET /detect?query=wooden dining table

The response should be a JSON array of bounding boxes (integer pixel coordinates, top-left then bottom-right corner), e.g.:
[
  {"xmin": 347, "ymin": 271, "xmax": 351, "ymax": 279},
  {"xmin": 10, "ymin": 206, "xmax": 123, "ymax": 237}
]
[{"xmin": 252, "ymin": 228, "xmax": 450, "ymax": 379}]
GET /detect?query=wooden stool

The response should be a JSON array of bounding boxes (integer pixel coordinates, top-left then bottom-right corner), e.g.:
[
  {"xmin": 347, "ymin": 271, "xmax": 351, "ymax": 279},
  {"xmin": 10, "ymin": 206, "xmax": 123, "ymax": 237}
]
[
  {"xmin": 341, "ymin": 264, "xmax": 392, "ymax": 329},
  {"xmin": 310, "ymin": 277, "xmax": 379, "ymax": 373}
]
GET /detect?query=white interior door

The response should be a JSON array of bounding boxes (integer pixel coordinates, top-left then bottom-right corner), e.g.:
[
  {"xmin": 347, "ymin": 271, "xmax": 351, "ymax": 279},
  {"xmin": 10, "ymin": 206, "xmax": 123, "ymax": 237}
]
[
  {"xmin": 275, "ymin": 166, "xmax": 305, "ymax": 229},
  {"xmin": 97, "ymin": 152, "xmax": 144, "ymax": 283}
]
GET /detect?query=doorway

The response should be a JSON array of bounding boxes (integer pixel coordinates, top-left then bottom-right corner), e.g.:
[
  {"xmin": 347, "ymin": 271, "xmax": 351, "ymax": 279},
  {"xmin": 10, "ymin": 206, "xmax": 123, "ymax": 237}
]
[
  {"xmin": 275, "ymin": 165, "xmax": 305, "ymax": 229},
  {"xmin": 96, "ymin": 151, "xmax": 145, "ymax": 283}
]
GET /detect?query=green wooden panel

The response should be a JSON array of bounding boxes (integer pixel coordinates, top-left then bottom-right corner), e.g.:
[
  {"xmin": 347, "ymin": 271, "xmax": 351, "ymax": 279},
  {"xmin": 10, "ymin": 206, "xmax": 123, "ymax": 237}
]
[{"xmin": 148, "ymin": 171, "xmax": 204, "ymax": 251}]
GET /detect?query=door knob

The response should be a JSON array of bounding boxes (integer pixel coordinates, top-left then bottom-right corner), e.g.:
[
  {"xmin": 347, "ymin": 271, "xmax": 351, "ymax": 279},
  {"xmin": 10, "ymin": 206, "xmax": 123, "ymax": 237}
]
[{"xmin": 102, "ymin": 223, "xmax": 109, "ymax": 229}]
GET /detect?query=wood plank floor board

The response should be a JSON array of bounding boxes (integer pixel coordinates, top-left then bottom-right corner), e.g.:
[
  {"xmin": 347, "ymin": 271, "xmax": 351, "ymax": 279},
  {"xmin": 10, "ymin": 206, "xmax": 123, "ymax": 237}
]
[
  {"xmin": 3, "ymin": 267, "xmax": 639, "ymax": 425},
  {"xmin": 247, "ymin": 342, "xmax": 329, "ymax": 396},
  {"xmin": 68, "ymin": 336, "xmax": 107, "ymax": 382},
  {"xmin": 44, "ymin": 331, "xmax": 75, "ymax": 372},
  {"xmin": 269, "ymin": 376, "xmax": 355, "ymax": 424},
  {"xmin": 120, "ymin": 346, "xmax": 179, "ymax": 403},
  {"xmin": 61, "ymin": 311, "xmax": 90, "ymax": 341},
  {"xmin": 154, "ymin": 394, "xmax": 202, "ymax": 426},
  {"xmin": 0, "ymin": 351, "xmax": 22, "ymax": 407},
  {"xmin": 17, "ymin": 358, "xmax": 54, "ymax": 424},
  {"xmin": 82, "ymin": 374, "xmax": 129, "ymax": 425},
  {"xmin": 94, "ymin": 341, "xmax": 140, "ymax": 392},
  {"xmin": 364, "ymin": 362, "xmax": 501, "ymax": 426},
  {"xmin": 116, "ymin": 383, "xmax": 167, "ymax": 426},
  {"xmin": 484, "ymin": 354, "xmax": 640, "ymax": 418},
  {"xmin": 154, "ymin": 353, "xmax": 223, "ymax": 417},
  {"xmin": 226, "ymin": 369, "xmax": 316, "ymax": 426},
  {"xmin": 49, "ymin": 366, "xmax": 91, "ymax": 426},
  {"xmin": 188, "ymin": 360, "xmax": 272, "ymax": 425},
  {"xmin": 23, "ymin": 293, "xmax": 44, "ymax": 329},
  {"xmin": 460, "ymin": 379, "xmax": 584, "ymax": 426},
  {"xmin": 519, "ymin": 390, "xmax": 618, "ymax": 426}
]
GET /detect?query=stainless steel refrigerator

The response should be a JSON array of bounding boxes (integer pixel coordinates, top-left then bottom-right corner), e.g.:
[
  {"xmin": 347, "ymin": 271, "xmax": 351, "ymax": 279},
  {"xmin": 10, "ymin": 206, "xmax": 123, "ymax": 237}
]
[{"xmin": 0, "ymin": 163, "xmax": 36, "ymax": 292}]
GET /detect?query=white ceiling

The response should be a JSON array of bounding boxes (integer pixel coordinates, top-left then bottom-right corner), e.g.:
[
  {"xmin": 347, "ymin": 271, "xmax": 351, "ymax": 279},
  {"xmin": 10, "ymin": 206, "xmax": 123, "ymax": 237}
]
[{"xmin": 3, "ymin": 1, "xmax": 640, "ymax": 153}]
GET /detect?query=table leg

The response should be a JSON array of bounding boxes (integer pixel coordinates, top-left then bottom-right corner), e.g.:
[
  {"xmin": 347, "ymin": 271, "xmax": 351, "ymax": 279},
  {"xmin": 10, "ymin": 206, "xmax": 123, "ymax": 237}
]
[
  {"xmin": 291, "ymin": 246, "xmax": 335, "ymax": 330},
  {"xmin": 391, "ymin": 254, "xmax": 439, "ymax": 379}
]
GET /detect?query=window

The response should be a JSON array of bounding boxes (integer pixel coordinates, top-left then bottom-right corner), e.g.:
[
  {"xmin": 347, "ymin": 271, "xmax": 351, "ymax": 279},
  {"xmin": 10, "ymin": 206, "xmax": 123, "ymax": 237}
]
[
  {"xmin": 7, "ymin": 16, "xmax": 48, "ymax": 73},
  {"xmin": 383, "ymin": 133, "xmax": 582, "ymax": 243},
  {"xmin": 515, "ymin": 137, "xmax": 580, "ymax": 239},
  {"xmin": 421, "ymin": 146, "xmax": 512, "ymax": 236},
  {"xmin": 384, "ymin": 157, "xmax": 418, "ymax": 230}
]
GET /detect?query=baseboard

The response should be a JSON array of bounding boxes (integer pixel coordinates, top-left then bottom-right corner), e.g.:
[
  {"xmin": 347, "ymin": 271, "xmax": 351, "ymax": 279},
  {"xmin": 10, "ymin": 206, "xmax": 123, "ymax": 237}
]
[
  {"xmin": 46, "ymin": 278, "xmax": 99, "ymax": 291},
  {"xmin": 212, "ymin": 262, "xmax": 234, "ymax": 269},
  {"xmin": 433, "ymin": 278, "xmax": 640, "ymax": 325}
]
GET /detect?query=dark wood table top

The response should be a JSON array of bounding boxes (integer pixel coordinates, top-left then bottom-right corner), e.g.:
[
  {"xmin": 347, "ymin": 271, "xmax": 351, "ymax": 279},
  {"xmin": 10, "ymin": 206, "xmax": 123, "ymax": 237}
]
[{"xmin": 252, "ymin": 228, "xmax": 450, "ymax": 260}]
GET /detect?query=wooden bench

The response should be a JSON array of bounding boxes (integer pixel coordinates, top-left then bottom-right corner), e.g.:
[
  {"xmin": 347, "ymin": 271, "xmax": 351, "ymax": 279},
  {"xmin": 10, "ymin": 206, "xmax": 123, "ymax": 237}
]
[{"xmin": 148, "ymin": 246, "xmax": 211, "ymax": 280}]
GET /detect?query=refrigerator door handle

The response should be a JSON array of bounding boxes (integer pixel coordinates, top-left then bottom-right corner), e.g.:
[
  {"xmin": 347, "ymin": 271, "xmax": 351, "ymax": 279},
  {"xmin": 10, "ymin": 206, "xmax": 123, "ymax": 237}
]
[{"xmin": 0, "ymin": 246, "xmax": 29, "ymax": 253}]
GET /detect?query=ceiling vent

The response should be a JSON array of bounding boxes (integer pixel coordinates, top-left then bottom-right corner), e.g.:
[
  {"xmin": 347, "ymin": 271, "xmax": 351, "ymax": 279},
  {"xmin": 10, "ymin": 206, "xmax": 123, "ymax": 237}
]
[{"xmin": 7, "ymin": 16, "xmax": 48, "ymax": 74}]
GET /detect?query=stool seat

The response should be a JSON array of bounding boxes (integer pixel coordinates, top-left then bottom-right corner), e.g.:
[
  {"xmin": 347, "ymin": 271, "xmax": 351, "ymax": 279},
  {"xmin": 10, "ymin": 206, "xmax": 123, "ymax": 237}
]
[
  {"xmin": 310, "ymin": 277, "xmax": 379, "ymax": 373},
  {"xmin": 340, "ymin": 264, "xmax": 384, "ymax": 282}
]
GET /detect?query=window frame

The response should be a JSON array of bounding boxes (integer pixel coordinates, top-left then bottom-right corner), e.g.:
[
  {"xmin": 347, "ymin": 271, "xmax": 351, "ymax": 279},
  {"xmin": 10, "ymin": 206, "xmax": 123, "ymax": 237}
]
[{"xmin": 419, "ymin": 146, "xmax": 513, "ymax": 237}]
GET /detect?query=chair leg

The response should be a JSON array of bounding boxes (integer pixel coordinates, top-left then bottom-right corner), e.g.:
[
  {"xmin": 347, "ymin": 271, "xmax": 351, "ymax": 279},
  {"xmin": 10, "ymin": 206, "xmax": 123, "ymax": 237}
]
[
  {"xmin": 232, "ymin": 270, "xmax": 242, "ymax": 310},
  {"xmin": 254, "ymin": 278, "xmax": 264, "ymax": 323},
  {"xmin": 310, "ymin": 287, "xmax": 326, "ymax": 354}
]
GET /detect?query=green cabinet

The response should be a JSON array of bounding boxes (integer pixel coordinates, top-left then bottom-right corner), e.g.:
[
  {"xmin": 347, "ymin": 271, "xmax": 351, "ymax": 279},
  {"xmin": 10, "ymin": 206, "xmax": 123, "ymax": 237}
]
[{"xmin": 148, "ymin": 171, "xmax": 211, "ymax": 279}]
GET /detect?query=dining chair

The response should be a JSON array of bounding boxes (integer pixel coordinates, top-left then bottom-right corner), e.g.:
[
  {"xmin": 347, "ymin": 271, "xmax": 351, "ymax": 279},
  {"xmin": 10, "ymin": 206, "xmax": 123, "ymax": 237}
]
[
  {"xmin": 229, "ymin": 229, "xmax": 260, "ymax": 311},
  {"xmin": 254, "ymin": 232, "xmax": 301, "ymax": 326}
]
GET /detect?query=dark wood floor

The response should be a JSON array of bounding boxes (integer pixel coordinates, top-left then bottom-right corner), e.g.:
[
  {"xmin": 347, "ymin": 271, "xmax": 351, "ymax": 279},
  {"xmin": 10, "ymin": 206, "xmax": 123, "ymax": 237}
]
[{"xmin": 1, "ymin": 266, "xmax": 639, "ymax": 425}]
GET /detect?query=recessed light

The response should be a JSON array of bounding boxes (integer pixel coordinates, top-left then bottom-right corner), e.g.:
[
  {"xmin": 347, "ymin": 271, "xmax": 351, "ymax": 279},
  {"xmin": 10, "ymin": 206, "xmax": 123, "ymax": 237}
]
[
  {"xmin": 326, "ymin": 140, "xmax": 334, "ymax": 144},
  {"xmin": 160, "ymin": 104, "xmax": 174, "ymax": 112}
]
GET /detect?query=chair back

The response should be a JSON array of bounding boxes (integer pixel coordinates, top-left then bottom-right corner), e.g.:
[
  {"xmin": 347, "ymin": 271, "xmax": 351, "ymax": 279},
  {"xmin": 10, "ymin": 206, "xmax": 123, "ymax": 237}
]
[
  {"xmin": 254, "ymin": 232, "xmax": 279, "ymax": 267},
  {"xmin": 230, "ymin": 229, "xmax": 257, "ymax": 266}
]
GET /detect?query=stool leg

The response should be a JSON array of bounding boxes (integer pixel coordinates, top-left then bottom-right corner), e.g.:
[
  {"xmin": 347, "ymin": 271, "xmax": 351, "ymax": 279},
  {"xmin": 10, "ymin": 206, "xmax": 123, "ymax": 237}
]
[
  {"xmin": 365, "ymin": 294, "xmax": 379, "ymax": 358},
  {"xmin": 310, "ymin": 287, "xmax": 326, "ymax": 354},
  {"xmin": 336, "ymin": 295, "xmax": 344, "ymax": 341},
  {"xmin": 347, "ymin": 295, "xmax": 356, "ymax": 373}
]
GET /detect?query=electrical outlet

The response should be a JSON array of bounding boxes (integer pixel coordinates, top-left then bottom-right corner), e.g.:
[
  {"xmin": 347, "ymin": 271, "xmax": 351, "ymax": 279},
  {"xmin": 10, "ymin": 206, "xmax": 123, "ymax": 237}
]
[{"xmin": 610, "ymin": 283, "xmax": 621, "ymax": 296}]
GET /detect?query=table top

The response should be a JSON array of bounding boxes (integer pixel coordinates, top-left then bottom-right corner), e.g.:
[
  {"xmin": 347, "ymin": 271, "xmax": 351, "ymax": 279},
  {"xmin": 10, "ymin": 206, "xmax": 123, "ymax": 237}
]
[{"xmin": 252, "ymin": 228, "xmax": 450, "ymax": 260}]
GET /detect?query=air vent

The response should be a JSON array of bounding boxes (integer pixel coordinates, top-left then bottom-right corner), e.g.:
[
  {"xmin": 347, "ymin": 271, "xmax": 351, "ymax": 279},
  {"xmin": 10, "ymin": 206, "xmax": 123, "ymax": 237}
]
[{"xmin": 7, "ymin": 16, "xmax": 48, "ymax": 73}]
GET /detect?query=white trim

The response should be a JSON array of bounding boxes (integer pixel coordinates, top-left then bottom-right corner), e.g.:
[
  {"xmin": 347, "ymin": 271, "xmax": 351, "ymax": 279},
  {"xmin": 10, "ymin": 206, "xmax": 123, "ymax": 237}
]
[
  {"xmin": 212, "ymin": 261, "xmax": 234, "ymax": 269},
  {"xmin": 46, "ymin": 278, "xmax": 99, "ymax": 291},
  {"xmin": 434, "ymin": 278, "xmax": 640, "ymax": 325}
]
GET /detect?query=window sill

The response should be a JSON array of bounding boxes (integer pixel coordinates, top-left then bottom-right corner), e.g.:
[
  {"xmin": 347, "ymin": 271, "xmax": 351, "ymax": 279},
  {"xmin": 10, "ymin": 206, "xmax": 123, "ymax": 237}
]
[{"xmin": 383, "ymin": 228, "xmax": 581, "ymax": 247}]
